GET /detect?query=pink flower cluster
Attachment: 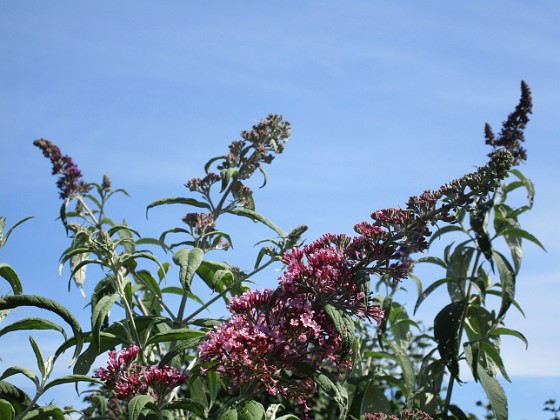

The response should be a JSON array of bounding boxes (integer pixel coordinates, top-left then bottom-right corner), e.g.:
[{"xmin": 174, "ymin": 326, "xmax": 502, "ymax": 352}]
[
  {"xmin": 198, "ymin": 231, "xmax": 389, "ymax": 409},
  {"xmin": 94, "ymin": 345, "xmax": 187, "ymax": 404}
]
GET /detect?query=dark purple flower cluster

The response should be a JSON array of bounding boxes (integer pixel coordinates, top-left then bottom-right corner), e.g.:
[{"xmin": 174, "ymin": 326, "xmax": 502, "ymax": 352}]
[
  {"xmin": 33, "ymin": 139, "xmax": 91, "ymax": 199},
  {"xmin": 94, "ymin": 345, "xmax": 187, "ymax": 405},
  {"xmin": 485, "ymin": 81, "xmax": 532, "ymax": 163}
]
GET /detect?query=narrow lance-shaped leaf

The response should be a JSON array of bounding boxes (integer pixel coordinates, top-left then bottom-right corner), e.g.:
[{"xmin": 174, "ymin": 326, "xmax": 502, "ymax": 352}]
[
  {"xmin": 42, "ymin": 375, "xmax": 103, "ymax": 393},
  {"xmin": 385, "ymin": 341, "xmax": 415, "ymax": 400},
  {"xmin": 0, "ymin": 295, "xmax": 83, "ymax": 365},
  {"xmin": 91, "ymin": 293, "xmax": 119, "ymax": 351},
  {"xmin": 146, "ymin": 197, "xmax": 211, "ymax": 218},
  {"xmin": 0, "ymin": 264, "xmax": 22, "ymax": 295},
  {"xmin": 0, "ymin": 216, "xmax": 33, "ymax": 248},
  {"xmin": 28, "ymin": 337, "xmax": 46, "ymax": 379},
  {"xmin": 500, "ymin": 228, "xmax": 546, "ymax": 251},
  {"xmin": 491, "ymin": 327, "xmax": 528, "ymax": 349},
  {"xmin": 465, "ymin": 345, "xmax": 508, "ymax": 420},
  {"xmin": 324, "ymin": 304, "xmax": 355, "ymax": 359},
  {"xmin": 434, "ymin": 299, "xmax": 467, "ymax": 380},
  {"xmin": 146, "ymin": 328, "xmax": 205, "ymax": 346},
  {"xmin": 228, "ymin": 207, "xmax": 286, "ymax": 238},
  {"xmin": 493, "ymin": 251, "xmax": 516, "ymax": 319},
  {"xmin": 0, "ymin": 367, "xmax": 39, "ymax": 389}
]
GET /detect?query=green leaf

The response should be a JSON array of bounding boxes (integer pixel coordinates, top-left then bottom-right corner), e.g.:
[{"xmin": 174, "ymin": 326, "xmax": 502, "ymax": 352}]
[
  {"xmin": 42, "ymin": 375, "xmax": 103, "ymax": 393},
  {"xmin": 238, "ymin": 400, "xmax": 265, "ymax": 420},
  {"xmin": 0, "ymin": 399, "xmax": 14, "ymax": 420},
  {"xmin": 22, "ymin": 404, "xmax": 65, "ymax": 420},
  {"xmin": 206, "ymin": 370, "xmax": 219, "ymax": 406},
  {"xmin": 220, "ymin": 405, "xmax": 238, "ymax": 420},
  {"xmin": 465, "ymin": 345, "xmax": 508, "ymax": 420},
  {"xmin": 28, "ymin": 337, "xmax": 46, "ymax": 379},
  {"xmin": 0, "ymin": 367, "xmax": 39, "ymax": 388},
  {"xmin": 446, "ymin": 246, "xmax": 475, "ymax": 302},
  {"xmin": 146, "ymin": 197, "xmax": 210, "ymax": 218},
  {"xmin": 221, "ymin": 168, "xmax": 238, "ymax": 193},
  {"xmin": 491, "ymin": 327, "xmax": 528, "ymax": 349},
  {"xmin": 414, "ymin": 277, "xmax": 455, "ymax": 314},
  {"xmin": 0, "ymin": 264, "xmax": 23, "ymax": 295},
  {"xmin": 294, "ymin": 363, "xmax": 348, "ymax": 419},
  {"xmin": 92, "ymin": 293, "xmax": 119, "ymax": 350},
  {"xmin": 480, "ymin": 341, "xmax": 510, "ymax": 382},
  {"xmin": 204, "ymin": 155, "xmax": 226, "ymax": 174},
  {"xmin": 434, "ymin": 299, "xmax": 467, "ymax": 380},
  {"xmin": 428, "ymin": 225, "xmax": 464, "ymax": 246},
  {"xmin": 128, "ymin": 395, "xmax": 157, "ymax": 420},
  {"xmin": 146, "ymin": 328, "xmax": 205, "ymax": 346},
  {"xmin": 133, "ymin": 270, "xmax": 162, "ymax": 298},
  {"xmin": 314, "ymin": 372, "xmax": 348, "ymax": 419},
  {"xmin": 228, "ymin": 208, "xmax": 286, "ymax": 237},
  {"xmin": 173, "ymin": 248, "xmax": 204, "ymax": 292},
  {"xmin": 257, "ymin": 166, "xmax": 268, "ymax": 188},
  {"xmin": 354, "ymin": 380, "xmax": 391, "ymax": 416},
  {"xmin": 470, "ymin": 199, "xmax": 494, "ymax": 262},
  {"xmin": 416, "ymin": 255, "xmax": 447, "ymax": 269},
  {"xmin": 493, "ymin": 251, "xmax": 516, "ymax": 319},
  {"xmin": 510, "ymin": 169, "xmax": 535, "ymax": 208},
  {"xmin": 72, "ymin": 333, "xmax": 124, "ymax": 375},
  {"xmin": 0, "ymin": 380, "xmax": 34, "ymax": 414},
  {"xmin": 500, "ymin": 228, "xmax": 546, "ymax": 251},
  {"xmin": 0, "ymin": 317, "xmax": 66, "ymax": 340},
  {"xmin": 0, "ymin": 295, "xmax": 83, "ymax": 365},
  {"xmin": 163, "ymin": 398, "xmax": 206, "ymax": 418},
  {"xmin": 324, "ymin": 304, "xmax": 354, "ymax": 359},
  {"xmin": 196, "ymin": 260, "xmax": 230, "ymax": 292},
  {"xmin": 386, "ymin": 341, "xmax": 415, "ymax": 399},
  {"xmin": 0, "ymin": 216, "xmax": 33, "ymax": 249}
]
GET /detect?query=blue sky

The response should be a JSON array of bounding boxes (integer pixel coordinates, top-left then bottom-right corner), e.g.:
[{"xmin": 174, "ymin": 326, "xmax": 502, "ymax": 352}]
[{"xmin": 1, "ymin": 2, "xmax": 559, "ymax": 418}]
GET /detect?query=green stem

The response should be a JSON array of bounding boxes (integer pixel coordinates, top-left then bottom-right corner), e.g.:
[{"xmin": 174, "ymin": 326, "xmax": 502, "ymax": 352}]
[
  {"xmin": 76, "ymin": 195, "xmax": 100, "ymax": 228},
  {"xmin": 113, "ymin": 265, "xmax": 144, "ymax": 361}
]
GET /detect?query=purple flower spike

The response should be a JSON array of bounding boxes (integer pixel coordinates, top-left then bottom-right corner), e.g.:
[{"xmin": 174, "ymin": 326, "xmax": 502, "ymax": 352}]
[{"xmin": 33, "ymin": 139, "xmax": 90, "ymax": 199}]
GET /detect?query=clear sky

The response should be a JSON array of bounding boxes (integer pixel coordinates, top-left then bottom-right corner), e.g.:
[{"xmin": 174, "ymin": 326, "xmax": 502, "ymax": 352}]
[{"xmin": 1, "ymin": 2, "xmax": 559, "ymax": 418}]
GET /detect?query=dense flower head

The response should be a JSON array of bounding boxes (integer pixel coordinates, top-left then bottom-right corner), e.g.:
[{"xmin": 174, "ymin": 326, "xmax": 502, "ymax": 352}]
[
  {"xmin": 182, "ymin": 212, "xmax": 216, "ymax": 236},
  {"xmin": 33, "ymin": 138, "xmax": 91, "ymax": 199},
  {"xmin": 94, "ymin": 346, "xmax": 187, "ymax": 403}
]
